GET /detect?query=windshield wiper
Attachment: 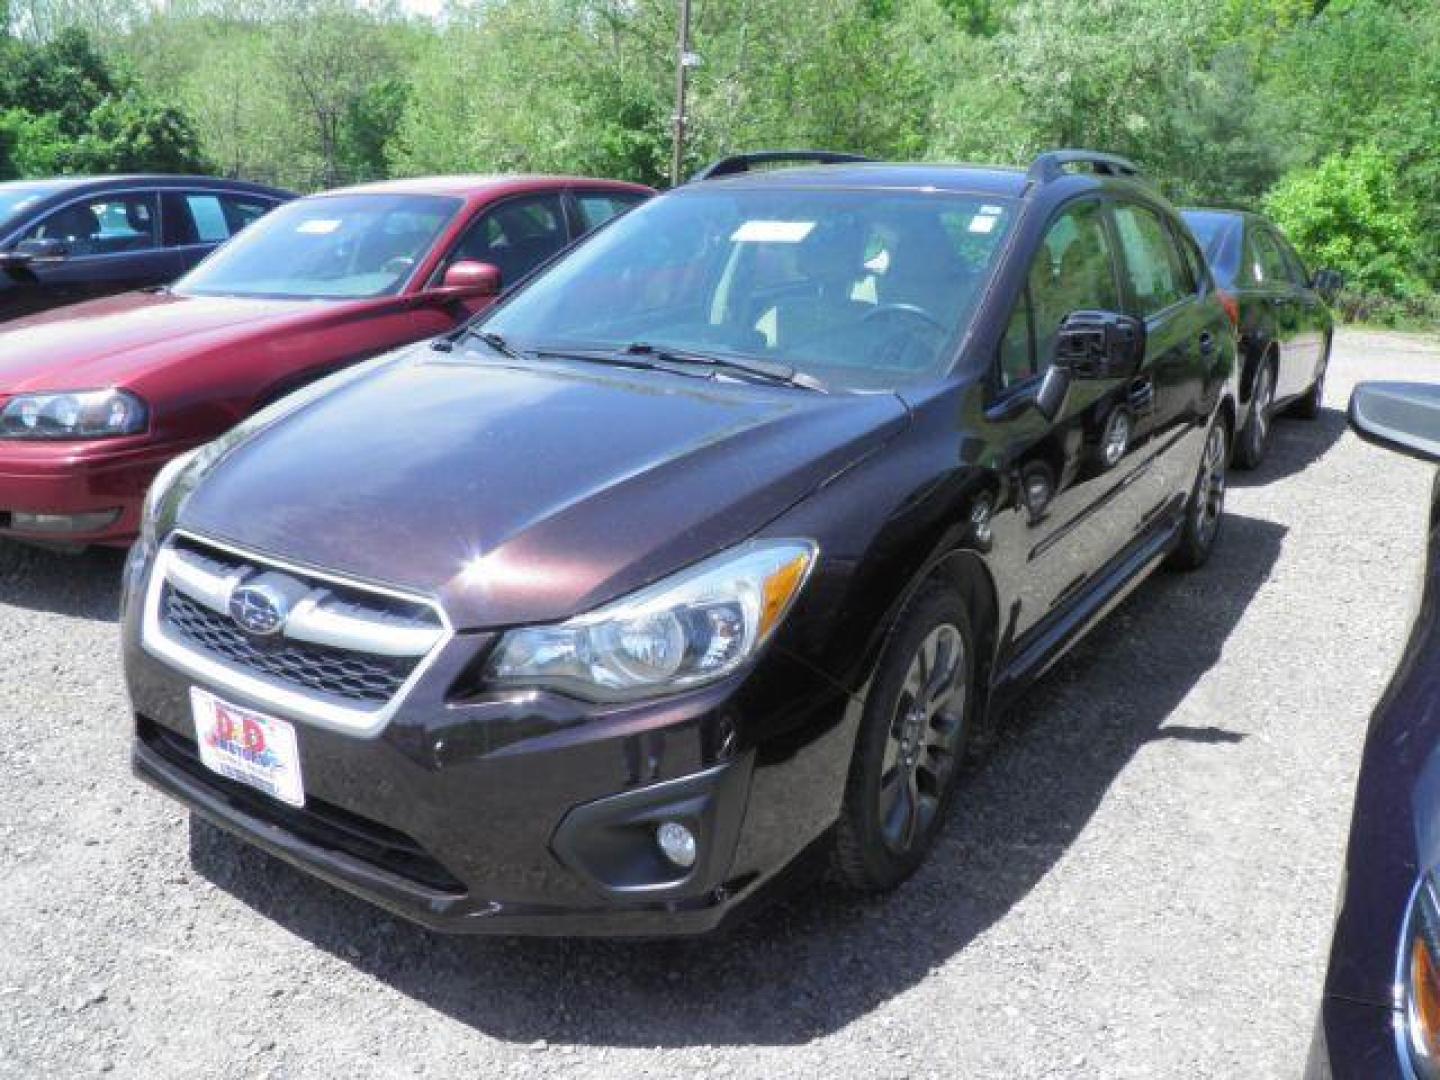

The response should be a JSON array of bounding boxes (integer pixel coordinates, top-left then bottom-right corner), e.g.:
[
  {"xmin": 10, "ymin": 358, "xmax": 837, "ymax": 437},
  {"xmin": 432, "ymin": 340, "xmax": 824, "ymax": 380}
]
[
  {"xmin": 436, "ymin": 325, "xmax": 529, "ymax": 362},
  {"xmin": 619, "ymin": 342, "xmax": 825, "ymax": 391}
]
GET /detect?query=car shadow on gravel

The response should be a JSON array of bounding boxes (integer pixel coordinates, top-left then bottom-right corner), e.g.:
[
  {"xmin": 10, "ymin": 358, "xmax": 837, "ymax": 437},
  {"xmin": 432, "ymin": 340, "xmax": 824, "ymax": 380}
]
[
  {"xmin": 0, "ymin": 541, "xmax": 125, "ymax": 622},
  {"xmin": 189, "ymin": 510, "xmax": 1286, "ymax": 1049},
  {"xmin": 1230, "ymin": 405, "xmax": 1346, "ymax": 488}
]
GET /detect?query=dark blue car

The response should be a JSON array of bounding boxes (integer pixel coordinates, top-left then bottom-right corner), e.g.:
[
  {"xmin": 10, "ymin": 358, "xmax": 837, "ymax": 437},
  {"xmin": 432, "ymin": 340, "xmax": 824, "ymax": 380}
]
[
  {"xmin": 0, "ymin": 175, "xmax": 292, "ymax": 321},
  {"xmin": 1310, "ymin": 382, "xmax": 1440, "ymax": 1078}
]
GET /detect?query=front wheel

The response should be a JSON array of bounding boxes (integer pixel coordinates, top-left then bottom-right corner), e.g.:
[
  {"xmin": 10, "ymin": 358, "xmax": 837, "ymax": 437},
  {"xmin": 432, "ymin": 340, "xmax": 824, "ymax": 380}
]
[
  {"xmin": 833, "ymin": 584, "xmax": 975, "ymax": 892},
  {"xmin": 1167, "ymin": 420, "xmax": 1228, "ymax": 571}
]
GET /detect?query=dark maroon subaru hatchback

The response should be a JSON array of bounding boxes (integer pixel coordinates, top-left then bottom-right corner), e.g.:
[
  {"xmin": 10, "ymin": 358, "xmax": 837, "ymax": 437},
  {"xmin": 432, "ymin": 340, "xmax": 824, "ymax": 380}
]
[{"xmin": 124, "ymin": 151, "xmax": 1237, "ymax": 935}]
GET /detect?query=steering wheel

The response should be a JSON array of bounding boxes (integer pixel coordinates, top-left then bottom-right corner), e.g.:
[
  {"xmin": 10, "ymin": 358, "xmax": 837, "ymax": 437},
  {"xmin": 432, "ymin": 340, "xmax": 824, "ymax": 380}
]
[
  {"xmin": 860, "ymin": 302, "xmax": 947, "ymax": 334},
  {"xmin": 853, "ymin": 302, "xmax": 950, "ymax": 371},
  {"xmin": 381, "ymin": 255, "xmax": 415, "ymax": 276}
]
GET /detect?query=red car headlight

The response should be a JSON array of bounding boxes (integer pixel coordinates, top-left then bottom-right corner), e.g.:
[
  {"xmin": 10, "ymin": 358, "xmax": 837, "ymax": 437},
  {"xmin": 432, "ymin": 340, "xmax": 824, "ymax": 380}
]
[{"xmin": 0, "ymin": 388, "xmax": 148, "ymax": 439}]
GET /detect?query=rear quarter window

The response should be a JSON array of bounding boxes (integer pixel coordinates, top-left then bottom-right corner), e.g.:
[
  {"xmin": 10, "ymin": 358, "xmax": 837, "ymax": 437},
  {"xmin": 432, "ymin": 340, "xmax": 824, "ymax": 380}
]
[{"xmin": 575, "ymin": 192, "xmax": 647, "ymax": 232}]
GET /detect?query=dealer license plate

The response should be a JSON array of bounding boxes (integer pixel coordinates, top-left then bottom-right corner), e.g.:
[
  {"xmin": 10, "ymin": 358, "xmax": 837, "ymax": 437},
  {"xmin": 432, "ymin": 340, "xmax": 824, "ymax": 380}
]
[{"xmin": 190, "ymin": 687, "xmax": 304, "ymax": 808}]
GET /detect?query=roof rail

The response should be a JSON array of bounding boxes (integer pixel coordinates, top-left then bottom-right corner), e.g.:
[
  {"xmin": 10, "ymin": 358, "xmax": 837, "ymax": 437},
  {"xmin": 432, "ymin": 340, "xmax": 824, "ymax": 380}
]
[
  {"xmin": 689, "ymin": 150, "xmax": 874, "ymax": 183},
  {"xmin": 1027, "ymin": 149, "xmax": 1141, "ymax": 184}
]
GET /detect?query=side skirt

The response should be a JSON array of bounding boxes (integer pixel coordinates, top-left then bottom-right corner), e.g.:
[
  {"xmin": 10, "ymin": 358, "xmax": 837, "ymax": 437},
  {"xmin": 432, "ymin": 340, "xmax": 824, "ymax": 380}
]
[{"xmin": 988, "ymin": 511, "xmax": 1183, "ymax": 715}]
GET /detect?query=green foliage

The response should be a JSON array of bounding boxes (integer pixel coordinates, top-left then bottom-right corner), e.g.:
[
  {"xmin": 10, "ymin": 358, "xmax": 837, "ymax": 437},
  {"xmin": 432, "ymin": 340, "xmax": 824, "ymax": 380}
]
[
  {"xmin": 339, "ymin": 76, "xmax": 409, "ymax": 183},
  {"xmin": 0, "ymin": 26, "xmax": 116, "ymax": 139},
  {"xmin": 0, "ymin": 108, "xmax": 64, "ymax": 176},
  {"xmin": 1264, "ymin": 147, "xmax": 1424, "ymax": 299},
  {"xmin": 0, "ymin": 23, "xmax": 209, "ymax": 176},
  {"xmin": 62, "ymin": 96, "xmax": 211, "ymax": 174},
  {"xmin": 4, "ymin": 0, "xmax": 1438, "ymax": 319}
]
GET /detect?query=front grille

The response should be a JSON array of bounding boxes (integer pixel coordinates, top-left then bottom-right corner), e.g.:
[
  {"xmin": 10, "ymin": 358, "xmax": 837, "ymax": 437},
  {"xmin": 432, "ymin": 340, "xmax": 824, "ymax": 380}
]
[
  {"xmin": 139, "ymin": 716, "xmax": 467, "ymax": 895},
  {"xmin": 164, "ymin": 589, "xmax": 415, "ymax": 704},
  {"xmin": 149, "ymin": 534, "xmax": 447, "ymax": 721}
]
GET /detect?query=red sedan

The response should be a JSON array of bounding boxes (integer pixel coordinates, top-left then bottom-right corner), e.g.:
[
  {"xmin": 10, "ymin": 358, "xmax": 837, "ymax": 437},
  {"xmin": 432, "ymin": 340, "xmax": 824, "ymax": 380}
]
[{"xmin": 0, "ymin": 174, "xmax": 651, "ymax": 548}]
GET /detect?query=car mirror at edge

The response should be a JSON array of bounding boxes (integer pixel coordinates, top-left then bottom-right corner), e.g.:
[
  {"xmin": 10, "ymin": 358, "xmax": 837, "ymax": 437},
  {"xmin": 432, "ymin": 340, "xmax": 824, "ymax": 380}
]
[{"xmin": 1350, "ymin": 382, "xmax": 1440, "ymax": 464}]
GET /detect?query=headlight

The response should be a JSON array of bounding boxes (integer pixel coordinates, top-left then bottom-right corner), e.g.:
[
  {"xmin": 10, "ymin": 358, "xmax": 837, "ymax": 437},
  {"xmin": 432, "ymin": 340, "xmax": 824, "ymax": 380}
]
[
  {"xmin": 0, "ymin": 389, "xmax": 148, "ymax": 439},
  {"xmin": 139, "ymin": 448, "xmax": 201, "ymax": 549},
  {"xmin": 486, "ymin": 539, "xmax": 816, "ymax": 701},
  {"xmin": 1404, "ymin": 875, "xmax": 1440, "ymax": 1079}
]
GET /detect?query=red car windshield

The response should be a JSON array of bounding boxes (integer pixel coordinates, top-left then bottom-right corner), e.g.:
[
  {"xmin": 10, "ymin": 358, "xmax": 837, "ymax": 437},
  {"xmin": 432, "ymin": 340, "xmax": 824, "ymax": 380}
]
[{"xmin": 177, "ymin": 193, "xmax": 461, "ymax": 300}]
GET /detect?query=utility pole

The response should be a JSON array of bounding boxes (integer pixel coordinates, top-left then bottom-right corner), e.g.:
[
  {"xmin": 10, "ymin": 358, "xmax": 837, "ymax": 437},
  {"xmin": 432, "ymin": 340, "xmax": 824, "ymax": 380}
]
[{"xmin": 670, "ymin": 0, "xmax": 693, "ymax": 188}]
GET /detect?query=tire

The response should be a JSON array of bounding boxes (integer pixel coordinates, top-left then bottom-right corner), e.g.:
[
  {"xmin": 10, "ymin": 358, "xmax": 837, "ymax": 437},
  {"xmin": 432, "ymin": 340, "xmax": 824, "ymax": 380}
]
[
  {"xmin": 1290, "ymin": 345, "xmax": 1328, "ymax": 420},
  {"xmin": 832, "ymin": 583, "xmax": 976, "ymax": 893},
  {"xmin": 1167, "ymin": 418, "xmax": 1229, "ymax": 571},
  {"xmin": 1232, "ymin": 355, "xmax": 1275, "ymax": 470},
  {"xmin": 0, "ymin": 540, "xmax": 37, "ymax": 580}
]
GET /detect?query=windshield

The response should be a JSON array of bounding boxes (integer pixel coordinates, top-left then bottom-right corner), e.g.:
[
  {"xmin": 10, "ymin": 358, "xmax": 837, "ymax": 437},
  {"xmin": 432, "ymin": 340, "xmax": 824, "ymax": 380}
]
[
  {"xmin": 484, "ymin": 187, "xmax": 1018, "ymax": 389},
  {"xmin": 177, "ymin": 193, "xmax": 461, "ymax": 300},
  {"xmin": 0, "ymin": 183, "xmax": 61, "ymax": 236},
  {"xmin": 1181, "ymin": 210, "xmax": 1244, "ymax": 288}
]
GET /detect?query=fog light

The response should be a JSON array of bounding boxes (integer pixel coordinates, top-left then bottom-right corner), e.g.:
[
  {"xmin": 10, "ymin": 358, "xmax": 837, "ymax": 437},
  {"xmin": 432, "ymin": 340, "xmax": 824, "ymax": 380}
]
[
  {"xmin": 655, "ymin": 821, "xmax": 697, "ymax": 869},
  {"xmin": 9, "ymin": 509, "xmax": 121, "ymax": 534}
]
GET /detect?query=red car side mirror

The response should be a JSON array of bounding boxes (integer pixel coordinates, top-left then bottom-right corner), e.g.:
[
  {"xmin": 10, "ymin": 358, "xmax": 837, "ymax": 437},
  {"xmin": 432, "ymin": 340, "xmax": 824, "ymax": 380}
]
[{"xmin": 435, "ymin": 260, "xmax": 502, "ymax": 300}]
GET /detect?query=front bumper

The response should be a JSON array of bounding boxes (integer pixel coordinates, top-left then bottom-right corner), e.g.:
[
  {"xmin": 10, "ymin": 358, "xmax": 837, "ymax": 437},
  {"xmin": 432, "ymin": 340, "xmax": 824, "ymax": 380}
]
[
  {"xmin": 0, "ymin": 439, "xmax": 188, "ymax": 546},
  {"xmin": 122, "ymin": 543, "xmax": 860, "ymax": 936},
  {"xmin": 1305, "ymin": 996, "xmax": 1405, "ymax": 1080}
]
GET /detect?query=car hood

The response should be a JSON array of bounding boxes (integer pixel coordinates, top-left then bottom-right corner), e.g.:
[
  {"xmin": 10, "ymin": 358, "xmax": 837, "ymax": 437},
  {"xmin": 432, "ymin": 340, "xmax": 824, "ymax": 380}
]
[
  {"xmin": 0, "ymin": 291, "xmax": 326, "ymax": 391},
  {"xmin": 179, "ymin": 352, "xmax": 909, "ymax": 629}
]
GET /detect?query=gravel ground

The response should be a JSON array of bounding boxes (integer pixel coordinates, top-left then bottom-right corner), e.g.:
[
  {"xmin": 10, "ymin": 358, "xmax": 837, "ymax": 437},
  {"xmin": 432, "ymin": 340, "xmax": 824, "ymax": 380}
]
[{"xmin": 1, "ymin": 328, "xmax": 1437, "ymax": 1080}]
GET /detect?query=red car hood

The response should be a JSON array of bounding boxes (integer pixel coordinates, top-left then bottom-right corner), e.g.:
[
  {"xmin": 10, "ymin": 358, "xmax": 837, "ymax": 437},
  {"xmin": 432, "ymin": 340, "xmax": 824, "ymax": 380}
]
[{"xmin": 0, "ymin": 291, "xmax": 328, "ymax": 392}]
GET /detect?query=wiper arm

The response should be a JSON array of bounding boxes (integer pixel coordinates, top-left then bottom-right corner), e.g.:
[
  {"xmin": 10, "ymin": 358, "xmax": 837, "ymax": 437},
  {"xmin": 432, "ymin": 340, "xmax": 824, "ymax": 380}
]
[
  {"xmin": 621, "ymin": 342, "xmax": 825, "ymax": 391},
  {"xmin": 436, "ymin": 325, "xmax": 529, "ymax": 362}
]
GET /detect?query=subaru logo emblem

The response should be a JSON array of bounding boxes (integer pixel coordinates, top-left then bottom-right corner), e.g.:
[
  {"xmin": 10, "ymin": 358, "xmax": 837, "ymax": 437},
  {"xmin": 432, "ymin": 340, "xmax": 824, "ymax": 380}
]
[{"xmin": 229, "ymin": 585, "xmax": 287, "ymax": 637}]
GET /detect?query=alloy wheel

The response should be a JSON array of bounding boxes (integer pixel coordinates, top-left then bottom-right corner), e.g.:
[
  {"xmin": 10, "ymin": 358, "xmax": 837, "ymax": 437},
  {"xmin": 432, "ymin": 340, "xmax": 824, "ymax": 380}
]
[
  {"xmin": 1249, "ymin": 363, "xmax": 1273, "ymax": 457},
  {"xmin": 1194, "ymin": 423, "xmax": 1227, "ymax": 546},
  {"xmin": 878, "ymin": 623, "xmax": 967, "ymax": 854}
]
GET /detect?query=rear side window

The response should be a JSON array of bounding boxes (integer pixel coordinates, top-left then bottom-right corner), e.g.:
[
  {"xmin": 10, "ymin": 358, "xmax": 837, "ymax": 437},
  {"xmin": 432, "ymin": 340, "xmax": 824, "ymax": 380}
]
[
  {"xmin": 186, "ymin": 195, "xmax": 231, "ymax": 243},
  {"xmin": 221, "ymin": 196, "xmax": 276, "ymax": 235},
  {"xmin": 170, "ymin": 193, "xmax": 278, "ymax": 246},
  {"xmin": 1246, "ymin": 226, "xmax": 1292, "ymax": 288},
  {"xmin": 1271, "ymin": 229, "xmax": 1311, "ymax": 288},
  {"xmin": 1113, "ymin": 204, "xmax": 1190, "ymax": 317},
  {"xmin": 23, "ymin": 191, "xmax": 159, "ymax": 255},
  {"xmin": 575, "ymin": 192, "xmax": 646, "ymax": 233},
  {"xmin": 998, "ymin": 200, "xmax": 1120, "ymax": 388}
]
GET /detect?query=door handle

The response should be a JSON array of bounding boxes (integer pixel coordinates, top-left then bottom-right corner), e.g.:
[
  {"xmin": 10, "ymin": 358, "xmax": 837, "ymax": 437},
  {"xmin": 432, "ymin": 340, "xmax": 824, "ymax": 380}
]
[{"xmin": 1198, "ymin": 331, "xmax": 1216, "ymax": 355}]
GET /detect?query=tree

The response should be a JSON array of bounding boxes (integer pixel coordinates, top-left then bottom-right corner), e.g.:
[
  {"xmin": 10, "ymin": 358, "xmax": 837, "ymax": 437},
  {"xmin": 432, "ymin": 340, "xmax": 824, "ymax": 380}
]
[
  {"xmin": 0, "ymin": 27, "xmax": 116, "ymax": 139},
  {"xmin": 1265, "ymin": 147, "xmax": 1424, "ymax": 302},
  {"xmin": 61, "ymin": 95, "xmax": 212, "ymax": 173},
  {"xmin": 267, "ymin": 1, "xmax": 399, "ymax": 187}
]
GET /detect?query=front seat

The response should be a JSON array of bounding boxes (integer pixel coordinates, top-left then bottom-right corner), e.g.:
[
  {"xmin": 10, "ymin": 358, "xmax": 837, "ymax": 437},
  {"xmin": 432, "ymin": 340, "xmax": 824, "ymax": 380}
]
[
  {"xmin": 38, "ymin": 206, "xmax": 101, "ymax": 253},
  {"xmin": 120, "ymin": 201, "xmax": 155, "ymax": 250},
  {"xmin": 767, "ymin": 217, "xmax": 868, "ymax": 347},
  {"xmin": 880, "ymin": 224, "xmax": 966, "ymax": 320}
]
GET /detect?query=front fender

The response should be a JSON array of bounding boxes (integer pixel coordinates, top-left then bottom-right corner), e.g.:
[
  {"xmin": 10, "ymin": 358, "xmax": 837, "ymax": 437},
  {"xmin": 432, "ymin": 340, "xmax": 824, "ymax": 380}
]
[{"xmin": 764, "ymin": 381, "xmax": 1010, "ymax": 707}]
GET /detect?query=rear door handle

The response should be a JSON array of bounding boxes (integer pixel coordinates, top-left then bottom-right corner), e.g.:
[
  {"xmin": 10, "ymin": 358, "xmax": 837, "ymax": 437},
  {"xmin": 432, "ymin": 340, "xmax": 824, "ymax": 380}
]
[{"xmin": 1198, "ymin": 331, "xmax": 1216, "ymax": 355}]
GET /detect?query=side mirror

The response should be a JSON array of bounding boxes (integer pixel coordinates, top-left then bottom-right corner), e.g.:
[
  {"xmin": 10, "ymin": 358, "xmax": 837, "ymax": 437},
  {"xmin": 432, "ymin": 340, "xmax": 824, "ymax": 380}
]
[
  {"xmin": 14, "ymin": 237, "xmax": 69, "ymax": 263},
  {"xmin": 434, "ymin": 260, "xmax": 501, "ymax": 300},
  {"xmin": 1054, "ymin": 310, "xmax": 1146, "ymax": 380},
  {"xmin": 1312, "ymin": 268, "xmax": 1344, "ymax": 302},
  {"xmin": 1349, "ymin": 382, "xmax": 1440, "ymax": 463}
]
